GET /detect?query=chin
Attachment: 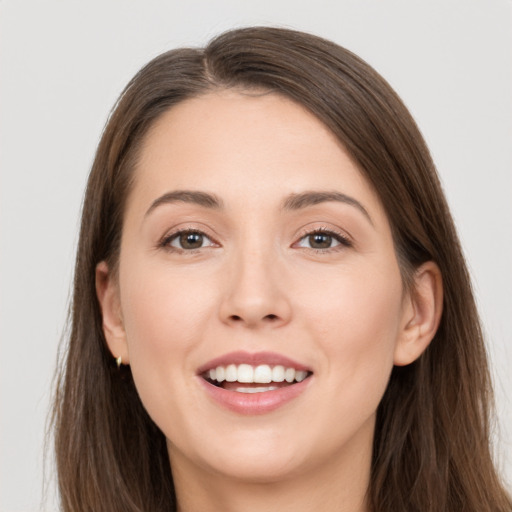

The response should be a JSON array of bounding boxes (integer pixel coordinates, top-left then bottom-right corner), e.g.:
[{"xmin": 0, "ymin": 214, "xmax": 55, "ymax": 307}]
[
  {"xmin": 168, "ymin": 424, "xmax": 311, "ymax": 484},
  {"xmin": 207, "ymin": 449, "xmax": 306, "ymax": 484}
]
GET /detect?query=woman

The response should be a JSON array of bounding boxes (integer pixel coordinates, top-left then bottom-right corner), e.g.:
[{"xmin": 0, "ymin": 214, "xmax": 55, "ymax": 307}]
[{"xmin": 51, "ymin": 26, "xmax": 511, "ymax": 511}]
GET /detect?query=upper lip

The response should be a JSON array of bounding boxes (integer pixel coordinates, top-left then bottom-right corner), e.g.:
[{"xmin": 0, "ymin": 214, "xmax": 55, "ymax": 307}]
[{"xmin": 197, "ymin": 350, "xmax": 312, "ymax": 375}]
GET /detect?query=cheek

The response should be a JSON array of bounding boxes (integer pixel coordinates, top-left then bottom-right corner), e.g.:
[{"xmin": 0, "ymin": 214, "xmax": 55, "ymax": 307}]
[
  {"xmin": 301, "ymin": 258, "xmax": 403, "ymax": 340},
  {"xmin": 298, "ymin": 261, "xmax": 403, "ymax": 410},
  {"xmin": 118, "ymin": 259, "xmax": 217, "ymax": 395}
]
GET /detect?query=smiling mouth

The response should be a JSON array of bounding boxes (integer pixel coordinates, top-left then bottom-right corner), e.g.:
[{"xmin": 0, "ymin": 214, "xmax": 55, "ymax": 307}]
[{"xmin": 202, "ymin": 364, "xmax": 313, "ymax": 393}]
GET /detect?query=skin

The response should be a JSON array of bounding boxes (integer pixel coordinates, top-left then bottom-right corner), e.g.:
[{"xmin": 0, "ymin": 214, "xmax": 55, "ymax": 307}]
[{"xmin": 96, "ymin": 90, "xmax": 442, "ymax": 512}]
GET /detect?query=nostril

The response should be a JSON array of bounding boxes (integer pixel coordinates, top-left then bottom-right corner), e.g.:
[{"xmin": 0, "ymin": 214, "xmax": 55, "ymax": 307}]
[{"xmin": 228, "ymin": 313, "xmax": 279, "ymax": 324}]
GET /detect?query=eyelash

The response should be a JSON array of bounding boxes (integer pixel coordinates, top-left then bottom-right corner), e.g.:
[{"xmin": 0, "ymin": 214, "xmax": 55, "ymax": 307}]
[
  {"xmin": 159, "ymin": 227, "xmax": 353, "ymax": 254},
  {"xmin": 295, "ymin": 227, "xmax": 353, "ymax": 253},
  {"xmin": 159, "ymin": 229, "xmax": 218, "ymax": 255}
]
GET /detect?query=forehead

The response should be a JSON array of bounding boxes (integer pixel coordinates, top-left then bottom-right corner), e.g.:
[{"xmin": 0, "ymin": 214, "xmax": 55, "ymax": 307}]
[{"xmin": 128, "ymin": 90, "xmax": 385, "ymax": 220}]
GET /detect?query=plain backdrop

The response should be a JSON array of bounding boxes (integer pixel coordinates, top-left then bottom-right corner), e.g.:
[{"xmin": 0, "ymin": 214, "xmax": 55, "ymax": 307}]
[{"xmin": 1, "ymin": 1, "xmax": 510, "ymax": 510}]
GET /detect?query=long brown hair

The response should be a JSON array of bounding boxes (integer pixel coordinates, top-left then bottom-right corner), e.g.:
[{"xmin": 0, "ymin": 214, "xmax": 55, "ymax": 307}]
[{"xmin": 51, "ymin": 26, "xmax": 511, "ymax": 511}]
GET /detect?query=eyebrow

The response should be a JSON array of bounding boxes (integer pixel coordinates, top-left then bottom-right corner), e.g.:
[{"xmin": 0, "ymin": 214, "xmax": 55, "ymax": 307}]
[
  {"xmin": 145, "ymin": 190, "xmax": 224, "ymax": 217},
  {"xmin": 282, "ymin": 191, "xmax": 373, "ymax": 225},
  {"xmin": 145, "ymin": 189, "xmax": 372, "ymax": 225}
]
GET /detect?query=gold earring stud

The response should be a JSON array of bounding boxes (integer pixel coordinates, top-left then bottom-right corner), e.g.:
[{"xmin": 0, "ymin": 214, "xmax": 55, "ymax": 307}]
[{"xmin": 116, "ymin": 356, "xmax": 122, "ymax": 368}]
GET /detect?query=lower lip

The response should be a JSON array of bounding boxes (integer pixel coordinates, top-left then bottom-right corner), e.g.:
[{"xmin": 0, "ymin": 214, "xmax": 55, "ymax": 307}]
[{"xmin": 198, "ymin": 377, "xmax": 312, "ymax": 415}]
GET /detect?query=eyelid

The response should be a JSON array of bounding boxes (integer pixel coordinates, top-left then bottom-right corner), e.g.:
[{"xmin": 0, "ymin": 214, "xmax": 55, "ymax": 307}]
[
  {"xmin": 170, "ymin": 231, "xmax": 215, "ymax": 249},
  {"xmin": 158, "ymin": 225, "xmax": 220, "ymax": 252},
  {"xmin": 157, "ymin": 223, "xmax": 353, "ymax": 253},
  {"xmin": 293, "ymin": 226, "xmax": 353, "ymax": 251}
]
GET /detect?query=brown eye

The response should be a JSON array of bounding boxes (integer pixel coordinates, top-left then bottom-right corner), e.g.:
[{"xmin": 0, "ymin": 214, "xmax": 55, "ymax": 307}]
[
  {"xmin": 295, "ymin": 230, "xmax": 351, "ymax": 251},
  {"xmin": 308, "ymin": 233, "xmax": 333, "ymax": 249},
  {"xmin": 165, "ymin": 230, "xmax": 215, "ymax": 251},
  {"xmin": 179, "ymin": 232, "xmax": 203, "ymax": 249}
]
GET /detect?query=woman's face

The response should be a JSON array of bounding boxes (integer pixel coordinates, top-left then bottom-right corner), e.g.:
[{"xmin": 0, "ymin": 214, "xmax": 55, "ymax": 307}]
[{"xmin": 102, "ymin": 90, "xmax": 417, "ymax": 483}]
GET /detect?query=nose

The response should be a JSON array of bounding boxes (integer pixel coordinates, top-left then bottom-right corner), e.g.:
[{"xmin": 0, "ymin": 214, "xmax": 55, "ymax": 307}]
[{"xmin": 218, "ymin": 246, "xmax": 292, "ymax": 329}]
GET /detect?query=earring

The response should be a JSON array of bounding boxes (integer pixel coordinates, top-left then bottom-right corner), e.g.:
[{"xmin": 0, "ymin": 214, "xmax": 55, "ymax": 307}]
[{"xmin": 116, "ymin": 356, "xmax": 122, "ymax": 368}]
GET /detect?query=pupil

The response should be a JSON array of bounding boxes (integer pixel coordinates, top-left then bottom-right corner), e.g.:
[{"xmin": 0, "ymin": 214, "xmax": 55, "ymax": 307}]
[
  {"xmin": 180, "ymin": 232, "xmax": 203, "ymax": 249},
  {"xmin": 309, "ymin": 233, "xmax": 331, "ymax": 249}
]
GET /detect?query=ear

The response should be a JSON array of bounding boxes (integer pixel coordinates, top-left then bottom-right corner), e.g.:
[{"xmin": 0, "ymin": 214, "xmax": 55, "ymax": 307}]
[
  {"xmin": 95, "ymin": 261, "xmax": 130, "ymax": 365},
  {"xmin": 394, "ymin": 261, "xmax": 443, "ymax": 366}
]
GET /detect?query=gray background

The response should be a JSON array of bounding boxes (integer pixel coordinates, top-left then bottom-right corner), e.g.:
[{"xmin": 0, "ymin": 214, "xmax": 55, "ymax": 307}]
[{"xmin": 1, "ymin": 1, "xmax": 510, "ymax": 510}]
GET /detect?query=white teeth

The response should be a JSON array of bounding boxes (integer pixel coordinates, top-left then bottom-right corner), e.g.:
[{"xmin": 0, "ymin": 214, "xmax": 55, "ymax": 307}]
[
  {"xmin": 207, "ymin": 364, "xmax": 309, "ymax": 384},
  {"xmin": 237, "ymin": 364, "xmax": 254, "ymax": 383},
  {"xmin": 215, "ymin": 366, "xmax": 225, "ymax": 382},
  {"xmin": 272, "ymin": 365, "xmax": 285, "ymax": 382},
  {"xmin": 285, "ymin": 367, "xmax": 295, "ymax": 383},
  {"xmin": 254, "ymin": 365, "xmax": 272, "ymax": 383},
  {"xmin": 295, "ymin": 370, "xmax": 307, "ymax": 382},
  {"xmin": 235, "ymin": 386, "xmax": 278, "ymax": 393},
  {"xmin": 225, "ymin": 364, "xmax": 237, "ymax": 382}
]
